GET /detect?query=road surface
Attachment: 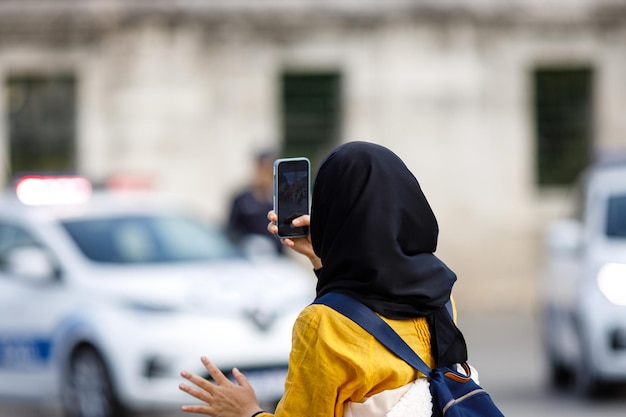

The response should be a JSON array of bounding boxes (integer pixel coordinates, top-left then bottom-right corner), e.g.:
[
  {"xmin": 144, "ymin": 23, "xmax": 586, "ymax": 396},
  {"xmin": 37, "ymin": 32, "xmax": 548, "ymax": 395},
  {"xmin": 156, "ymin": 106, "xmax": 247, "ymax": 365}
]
[{"xmin": 2, "ymin": 310, "xmax": 625, "ymax": 417}]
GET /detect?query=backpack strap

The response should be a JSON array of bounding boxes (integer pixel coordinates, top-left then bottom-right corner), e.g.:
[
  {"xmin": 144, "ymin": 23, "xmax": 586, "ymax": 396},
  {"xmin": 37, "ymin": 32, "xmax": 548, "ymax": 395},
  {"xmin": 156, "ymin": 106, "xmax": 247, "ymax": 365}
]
[{"xmin": 314, "ymin": 292, "xmax": 433, "ymax": 377}]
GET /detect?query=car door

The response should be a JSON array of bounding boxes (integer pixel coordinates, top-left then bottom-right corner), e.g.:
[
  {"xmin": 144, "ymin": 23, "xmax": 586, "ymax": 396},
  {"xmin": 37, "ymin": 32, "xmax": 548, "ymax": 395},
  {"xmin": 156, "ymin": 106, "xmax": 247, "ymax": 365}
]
[{"xmin": 0, "ymin": 221, "xmax": 68, "ymax": 399}]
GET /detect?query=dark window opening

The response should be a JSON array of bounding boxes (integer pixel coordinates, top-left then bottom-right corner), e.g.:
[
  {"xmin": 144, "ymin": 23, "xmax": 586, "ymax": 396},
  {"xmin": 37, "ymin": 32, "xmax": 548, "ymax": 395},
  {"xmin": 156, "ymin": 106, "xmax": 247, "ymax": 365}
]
[
  {"xmin": 6, "ymin": 75, "xmax": 76, "ymax": 179},
  {"xmin": 533, "ymin": 68, "xmax": 593, "ymax": 186},
  {"xmin": 281, "ymin": 73, "xmax": 341, "ymax": 171}
]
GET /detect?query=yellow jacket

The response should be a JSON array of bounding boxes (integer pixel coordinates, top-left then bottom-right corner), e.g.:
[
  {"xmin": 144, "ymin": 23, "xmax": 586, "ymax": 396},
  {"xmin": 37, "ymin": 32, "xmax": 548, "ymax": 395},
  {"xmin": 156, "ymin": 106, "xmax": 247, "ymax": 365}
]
[{"xmin": 262, "ymin": 303, "xmax": 437, "ymax": 417}]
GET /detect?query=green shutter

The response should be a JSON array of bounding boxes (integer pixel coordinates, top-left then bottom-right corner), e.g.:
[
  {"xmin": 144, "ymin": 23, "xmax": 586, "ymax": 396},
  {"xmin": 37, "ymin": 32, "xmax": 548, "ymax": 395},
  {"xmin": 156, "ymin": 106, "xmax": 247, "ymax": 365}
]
[
  {"xmin": 533, "ymin": 68, "xmax": 593, "ymax": 186},
  {"xmin": 7, "ymin": 75, "xmax": 77, "ymax": 178}
]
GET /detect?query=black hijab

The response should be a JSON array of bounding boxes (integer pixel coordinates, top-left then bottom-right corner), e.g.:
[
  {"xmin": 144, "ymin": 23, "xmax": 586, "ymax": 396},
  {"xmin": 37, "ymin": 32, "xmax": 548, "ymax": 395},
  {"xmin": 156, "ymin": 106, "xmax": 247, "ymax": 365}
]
[{"xmin": 310, "ymin": 141, "xmax": 467, "ymax": 366}]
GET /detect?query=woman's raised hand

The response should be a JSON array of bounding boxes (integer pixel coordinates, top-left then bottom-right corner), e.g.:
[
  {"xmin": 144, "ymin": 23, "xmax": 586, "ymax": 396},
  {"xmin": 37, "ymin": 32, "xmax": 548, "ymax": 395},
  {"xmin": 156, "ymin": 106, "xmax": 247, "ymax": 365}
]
[
  {"xmin": 267, "ymin": 211, "xmax": 322, "ymax": 270},
  {"xmin": 179, "ymin": 357, "xmax": 263, "ymax": 417}
]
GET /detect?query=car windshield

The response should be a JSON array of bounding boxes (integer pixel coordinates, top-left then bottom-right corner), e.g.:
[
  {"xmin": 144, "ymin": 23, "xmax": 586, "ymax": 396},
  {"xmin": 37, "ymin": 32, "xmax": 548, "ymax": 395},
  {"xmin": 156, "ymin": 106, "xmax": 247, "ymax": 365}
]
[
  {"xmin": 606, "ymin": 194, "xmax": 626, "ymax": 238},
  {"xmin": 61, "ymin": 215, "xmax": 241, "ymax": 264}
]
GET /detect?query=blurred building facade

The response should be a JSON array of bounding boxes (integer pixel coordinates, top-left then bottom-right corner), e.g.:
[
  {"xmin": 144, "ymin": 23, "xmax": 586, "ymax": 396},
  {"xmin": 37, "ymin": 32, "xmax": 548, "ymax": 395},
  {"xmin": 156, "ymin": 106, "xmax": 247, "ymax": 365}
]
[{"xmin": 1, "ymin": 0, "xmax": 626, "ymax": 311}]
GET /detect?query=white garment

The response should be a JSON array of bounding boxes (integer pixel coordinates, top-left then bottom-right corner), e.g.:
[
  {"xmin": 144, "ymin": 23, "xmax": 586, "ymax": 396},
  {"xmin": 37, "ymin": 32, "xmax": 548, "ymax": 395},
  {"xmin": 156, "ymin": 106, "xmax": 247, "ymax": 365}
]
[
  {"xmin": 343, "ymin": 364, "xmax": 479, "ymax": 417},
  {"xmin": 344, "ymin": 378, "xmax": 432, "ymax": 417}
]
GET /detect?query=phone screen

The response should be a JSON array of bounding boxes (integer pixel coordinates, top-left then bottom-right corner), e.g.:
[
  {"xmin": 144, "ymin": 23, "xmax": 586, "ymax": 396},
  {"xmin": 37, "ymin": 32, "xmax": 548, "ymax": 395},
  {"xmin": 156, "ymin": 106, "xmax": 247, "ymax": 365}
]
[{"xmin": 274, "ymin": 158, "xmax": 310, "ymax": 238}]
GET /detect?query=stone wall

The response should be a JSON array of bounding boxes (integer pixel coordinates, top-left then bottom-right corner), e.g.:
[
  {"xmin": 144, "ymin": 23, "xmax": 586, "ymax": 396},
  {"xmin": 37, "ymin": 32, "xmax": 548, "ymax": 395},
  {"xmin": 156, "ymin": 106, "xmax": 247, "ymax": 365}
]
[{"xmin": 1, "ymin": 1, "xmax": 626, "ymax": 311}]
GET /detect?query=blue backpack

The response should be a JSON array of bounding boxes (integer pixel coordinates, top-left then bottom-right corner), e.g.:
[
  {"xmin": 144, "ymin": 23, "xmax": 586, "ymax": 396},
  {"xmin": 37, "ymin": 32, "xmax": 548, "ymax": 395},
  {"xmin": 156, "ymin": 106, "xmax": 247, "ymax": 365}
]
[{"xmin": 314, "ymin": 293, "xmax": 505, "ymax": 417}]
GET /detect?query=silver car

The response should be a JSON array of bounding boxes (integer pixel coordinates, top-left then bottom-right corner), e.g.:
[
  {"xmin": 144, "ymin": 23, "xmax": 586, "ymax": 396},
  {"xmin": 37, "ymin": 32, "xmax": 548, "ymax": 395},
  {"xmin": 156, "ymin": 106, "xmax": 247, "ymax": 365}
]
[{"xmin": 541, "ymin": 163, "xmax": 626, "ymax": 396}]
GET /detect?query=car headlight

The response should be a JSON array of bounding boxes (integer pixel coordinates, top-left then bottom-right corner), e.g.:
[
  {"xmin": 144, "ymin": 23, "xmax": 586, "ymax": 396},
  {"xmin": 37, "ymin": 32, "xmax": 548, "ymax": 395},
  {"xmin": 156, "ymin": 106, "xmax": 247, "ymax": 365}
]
[{"xmin": 597, "ymin": 263, "xmax": 626, "ymax": 306}]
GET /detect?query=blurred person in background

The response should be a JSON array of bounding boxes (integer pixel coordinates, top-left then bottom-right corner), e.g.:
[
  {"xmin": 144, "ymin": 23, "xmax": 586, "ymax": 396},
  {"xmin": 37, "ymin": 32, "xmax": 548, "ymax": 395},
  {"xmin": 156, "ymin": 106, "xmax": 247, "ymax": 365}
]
[{"xmin": 227, "ymin": 149, "xmax": 283, "ymax": 256}]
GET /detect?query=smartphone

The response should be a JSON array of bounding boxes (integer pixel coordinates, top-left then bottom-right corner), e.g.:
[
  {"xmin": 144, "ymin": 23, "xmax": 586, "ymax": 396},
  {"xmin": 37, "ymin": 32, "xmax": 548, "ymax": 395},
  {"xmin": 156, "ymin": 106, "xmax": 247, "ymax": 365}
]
[{"xmin": 273, "ymin": 157, "xmax": 310, "ymax": 238}]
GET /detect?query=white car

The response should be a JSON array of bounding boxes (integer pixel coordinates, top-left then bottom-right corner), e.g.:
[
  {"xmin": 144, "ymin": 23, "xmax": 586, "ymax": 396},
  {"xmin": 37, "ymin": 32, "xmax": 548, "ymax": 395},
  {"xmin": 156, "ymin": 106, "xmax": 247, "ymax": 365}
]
[
  {"xmin": 0, "ymin": 176, "xmax": 315, "ymax": 417},
  {"xmin": 541, "ymin": 163, "xmax": 626, "ymax": 396}
]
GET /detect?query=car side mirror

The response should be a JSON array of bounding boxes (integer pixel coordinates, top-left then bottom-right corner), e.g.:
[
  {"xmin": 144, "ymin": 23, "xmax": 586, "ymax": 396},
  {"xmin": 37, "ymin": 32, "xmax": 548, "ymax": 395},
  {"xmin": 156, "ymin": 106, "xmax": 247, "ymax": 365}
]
[
  {"xmin": 4, "ymin": 246, "xmax": 57, "ymax": 284},
  {"xmin": 545, "ymin": 219, "xmax": 583, "ymax": 256}
]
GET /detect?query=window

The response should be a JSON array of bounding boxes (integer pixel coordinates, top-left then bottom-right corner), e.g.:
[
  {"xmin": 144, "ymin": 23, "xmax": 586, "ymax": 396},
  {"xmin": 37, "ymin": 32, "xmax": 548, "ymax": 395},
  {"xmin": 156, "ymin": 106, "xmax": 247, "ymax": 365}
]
[
  {"xmin": 533, "ymin": 68, "xmax": 593, "ymax": 186},
  {"xmin": 6, "ymin": 76, "xmax": 76, "ymax": 179},
  {"xmin": 606, "ymin": 194, "xmax": 626, "ymax": 238},
  {"xmin": 0, "ymin": 222, "xmax": 40, "ymax": 273},
  {"xmin": 61, "ymin": 215, "xmax": 240, "ymax": 264},
  {"xmin": 0, "ymin": 222, "xmax": 38, "ymax": 254},
  {"xmin": 281, "ymin": 73, "xmax": 341, "ymax": 170}
]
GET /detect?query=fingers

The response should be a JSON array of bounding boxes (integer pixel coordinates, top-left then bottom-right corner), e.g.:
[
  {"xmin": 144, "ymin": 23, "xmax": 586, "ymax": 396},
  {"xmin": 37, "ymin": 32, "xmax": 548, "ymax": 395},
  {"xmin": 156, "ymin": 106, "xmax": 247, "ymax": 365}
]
[
  {"xmin": 276, "ymin": 237, "xmax": 292, "ymax": 248},
  {"xmin": 179, "ymin": 359, "xmax": 245, "ymax": 396},
  {"xmin": 267, "ymin": 212, "xmax": 310, "ymax": 237},
  {"xmin": 267, "ymin": 210, "xmax": 278, "ymax": 236},
  {"xmin": 180, "ymin": 403, "xmax": 212, "ymax": 415},
  {"xmin": 201, "ymin": 356, "xmax": 231, "ymax": 386},
  {"xmin": 179, "ymin": 373, "xmax": 215, "ymax": 415},
  {"xmin": 267, "ymin": 210, "xmax": 319, "ymax": 265},
  {"xmin": 179, "ymin": 359, "xmax": 231, "ymax": 415},
  {"xmin": 232, "ymin": 367, "xmax": 252, "ymax": 389},
  {"xmin": 180, "ymin": 358, "xmax": 262, "ymax": 417},
  {"xmin": 178, "ymin": 381, "xmax": 211, "ymax": 405},
  {"xmin": 291, "ymin": 214, "xmax": 310, "ymax": 227},
  {"xmin": 180, "ymin": 369, "xmax": 211, "ymax": 390},
  {"xmin": 178, "ymin": 357, "xmax": 229, "ymax": 403}
]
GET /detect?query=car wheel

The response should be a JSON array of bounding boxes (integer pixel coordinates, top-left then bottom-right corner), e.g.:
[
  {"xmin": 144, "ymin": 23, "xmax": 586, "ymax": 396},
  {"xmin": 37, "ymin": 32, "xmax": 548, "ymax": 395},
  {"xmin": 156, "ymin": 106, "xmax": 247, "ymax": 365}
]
[
  {"xmin": 575, "ymin": 356, "xmax": 601, "ymax": 397},
  {"xmin": 541, "ymin": 308, "xmax": 574, "ymax": 389},
  {"xmin": 61, "ymin": 346, "xmax": 126, "ymax": 417},
  {"xmin": 547, "ymin": 353, "xmax": 573, "ymax": 389},
  {"xmin": 574, "ymin": 331, "xmax": 603, "ymax": 398}
]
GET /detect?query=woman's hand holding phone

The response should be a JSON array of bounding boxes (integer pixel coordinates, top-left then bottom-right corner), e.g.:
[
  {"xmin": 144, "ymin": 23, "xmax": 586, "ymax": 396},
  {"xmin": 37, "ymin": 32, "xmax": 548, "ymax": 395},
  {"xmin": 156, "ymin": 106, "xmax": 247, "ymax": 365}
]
[{"xmin": 267, "ymin": 210, "xmax": 322, "ymax": 270}]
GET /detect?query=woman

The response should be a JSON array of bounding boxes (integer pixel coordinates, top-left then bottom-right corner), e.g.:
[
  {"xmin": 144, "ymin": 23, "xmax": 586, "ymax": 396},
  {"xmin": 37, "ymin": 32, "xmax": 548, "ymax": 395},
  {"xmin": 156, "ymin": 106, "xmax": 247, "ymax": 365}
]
[{"xmin": 179, "ymin": 141, "xmax": 467, "ymax": 417}]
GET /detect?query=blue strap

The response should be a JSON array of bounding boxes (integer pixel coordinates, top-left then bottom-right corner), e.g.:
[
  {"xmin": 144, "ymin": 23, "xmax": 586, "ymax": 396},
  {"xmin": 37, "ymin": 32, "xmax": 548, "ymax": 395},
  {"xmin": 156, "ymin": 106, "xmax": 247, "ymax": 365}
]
[{"xmin": 313, "ymin": 292, "xmax": 433, "ymax": 377}]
